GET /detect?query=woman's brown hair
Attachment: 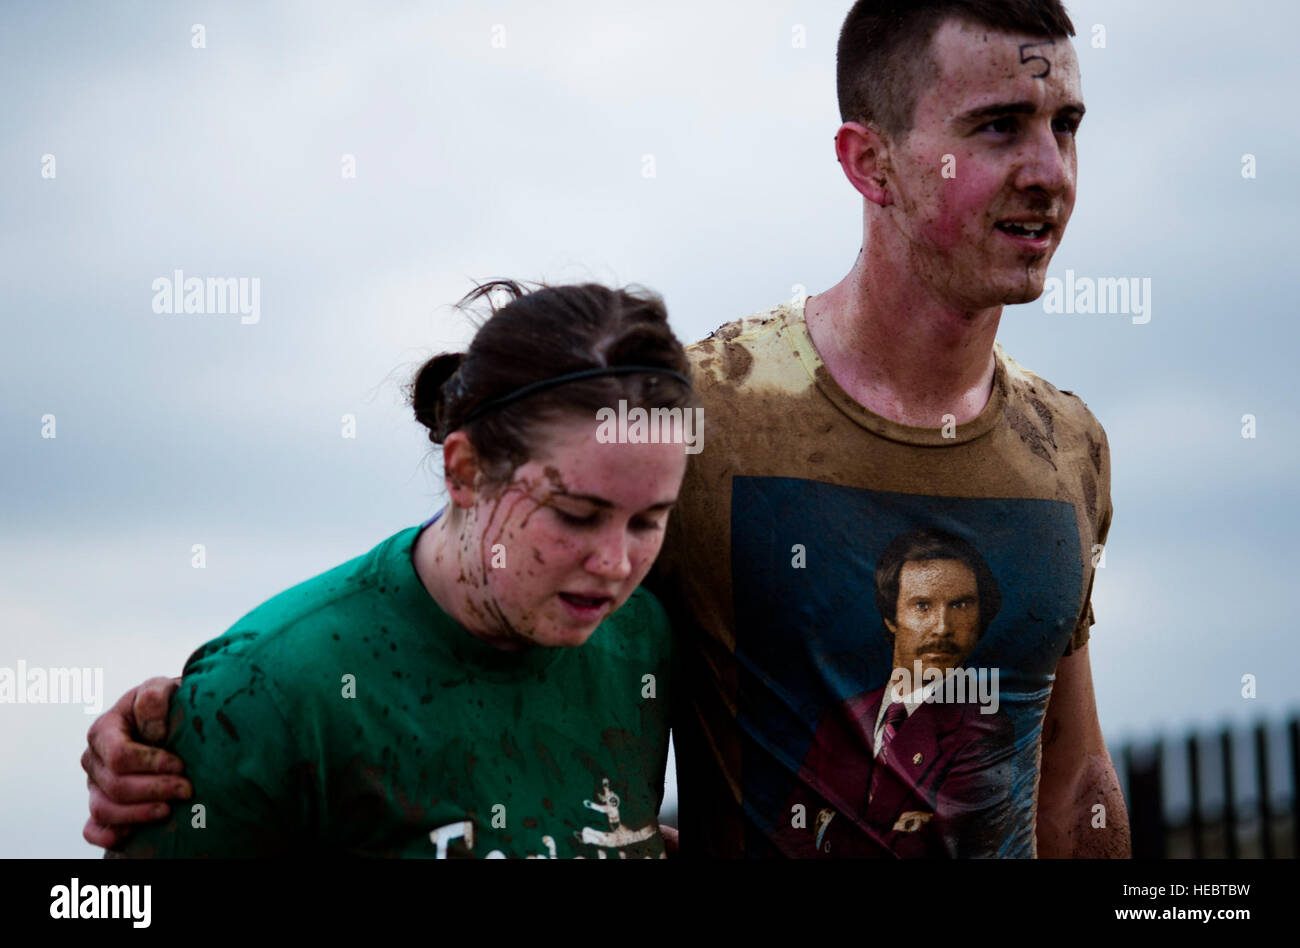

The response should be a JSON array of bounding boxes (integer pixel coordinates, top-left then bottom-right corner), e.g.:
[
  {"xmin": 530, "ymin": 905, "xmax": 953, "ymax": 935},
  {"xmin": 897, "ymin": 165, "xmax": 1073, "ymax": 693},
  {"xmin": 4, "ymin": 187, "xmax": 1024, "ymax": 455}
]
[{"xmin": 409, "ymin": 280, "xmax": 694, "ymax": 488}]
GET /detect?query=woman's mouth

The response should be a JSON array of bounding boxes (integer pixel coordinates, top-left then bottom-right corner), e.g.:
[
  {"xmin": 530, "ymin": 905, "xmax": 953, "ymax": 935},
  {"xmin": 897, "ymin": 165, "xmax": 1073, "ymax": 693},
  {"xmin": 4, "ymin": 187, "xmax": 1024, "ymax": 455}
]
[{"xmin": 557, "ymin": 592, "xmax": 613, "ymax": 622}]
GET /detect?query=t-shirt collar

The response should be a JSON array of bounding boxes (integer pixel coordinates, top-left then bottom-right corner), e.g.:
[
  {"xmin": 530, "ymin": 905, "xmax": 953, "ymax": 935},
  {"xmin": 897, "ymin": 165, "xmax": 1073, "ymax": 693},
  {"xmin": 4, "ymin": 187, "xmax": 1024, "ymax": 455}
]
[{"xmin": 781, "ymin": 297, "xmax": 1007, "ymax": 447}]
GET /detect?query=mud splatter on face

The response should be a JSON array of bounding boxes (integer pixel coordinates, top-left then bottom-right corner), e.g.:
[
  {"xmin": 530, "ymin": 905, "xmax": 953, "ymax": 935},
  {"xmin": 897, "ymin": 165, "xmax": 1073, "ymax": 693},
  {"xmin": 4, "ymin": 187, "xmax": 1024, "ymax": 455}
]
[
  {"xmin": 876, "ymin": 21, "xmax": 1081, "ymax": 310},
  {"xmin": 431, "ymin": 417, "xmax": 685, "ymax": 654}
]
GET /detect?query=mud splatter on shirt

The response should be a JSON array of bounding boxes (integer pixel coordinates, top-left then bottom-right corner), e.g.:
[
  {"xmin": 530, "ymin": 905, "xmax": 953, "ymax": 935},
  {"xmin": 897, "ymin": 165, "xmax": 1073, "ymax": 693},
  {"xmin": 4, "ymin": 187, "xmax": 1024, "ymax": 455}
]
[
  {"xmin": 648, "ymin": 299, "xmax": 1111, "ymax": 859},
  {"xmin": 119, "ymin": 527, "xmax": 672, "ymax": 859}
]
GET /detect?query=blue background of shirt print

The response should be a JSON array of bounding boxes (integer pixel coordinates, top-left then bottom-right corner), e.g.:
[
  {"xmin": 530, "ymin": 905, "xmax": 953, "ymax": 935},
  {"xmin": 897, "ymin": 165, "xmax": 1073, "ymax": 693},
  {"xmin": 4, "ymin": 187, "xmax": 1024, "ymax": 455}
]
[{"xmin": 729, "ymin": 476, "xmax": 1085, "ymax": 857}]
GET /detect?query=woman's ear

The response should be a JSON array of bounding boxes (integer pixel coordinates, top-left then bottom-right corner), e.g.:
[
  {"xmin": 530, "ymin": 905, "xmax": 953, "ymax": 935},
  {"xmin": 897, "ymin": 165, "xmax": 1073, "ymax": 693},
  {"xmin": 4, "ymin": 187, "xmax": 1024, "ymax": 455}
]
[{"xmin": 442, "ymin": 432, "xmax": 481, "ymax": 510}]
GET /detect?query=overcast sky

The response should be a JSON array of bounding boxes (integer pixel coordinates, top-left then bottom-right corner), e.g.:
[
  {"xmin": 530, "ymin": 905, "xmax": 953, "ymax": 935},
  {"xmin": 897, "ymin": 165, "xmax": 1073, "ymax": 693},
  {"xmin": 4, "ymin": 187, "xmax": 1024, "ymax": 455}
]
[{"xmin": 2, "ymin": 0, "xmax": 1297, "ymax": 857}]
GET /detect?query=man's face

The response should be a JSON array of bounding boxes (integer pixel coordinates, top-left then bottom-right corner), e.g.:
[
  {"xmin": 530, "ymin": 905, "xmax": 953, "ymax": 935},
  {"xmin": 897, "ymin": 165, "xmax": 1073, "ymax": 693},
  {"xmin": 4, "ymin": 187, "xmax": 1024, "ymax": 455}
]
[
  {"xmin": 882, "ymin": 19, "xmax": 1083, "ymax": 308},
  {"xmin": 886, "ymin": 558, "xmax": 981, "ymax": 676}
]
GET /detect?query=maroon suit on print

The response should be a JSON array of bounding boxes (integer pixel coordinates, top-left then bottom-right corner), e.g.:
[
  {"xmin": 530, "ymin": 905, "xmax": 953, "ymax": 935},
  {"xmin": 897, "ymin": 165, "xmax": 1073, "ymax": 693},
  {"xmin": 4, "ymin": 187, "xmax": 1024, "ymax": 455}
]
[{"xmin": 772, "ymin": 685, "xmax": 1015, "ymax": 858}]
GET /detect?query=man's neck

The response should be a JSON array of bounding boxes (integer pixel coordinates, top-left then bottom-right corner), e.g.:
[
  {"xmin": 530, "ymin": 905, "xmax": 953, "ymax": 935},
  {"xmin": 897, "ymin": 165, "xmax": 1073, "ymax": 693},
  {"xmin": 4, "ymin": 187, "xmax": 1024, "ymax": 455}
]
[{"xmin": 805, "ymin": 253, "xmax": 1001, "ymax": 428}]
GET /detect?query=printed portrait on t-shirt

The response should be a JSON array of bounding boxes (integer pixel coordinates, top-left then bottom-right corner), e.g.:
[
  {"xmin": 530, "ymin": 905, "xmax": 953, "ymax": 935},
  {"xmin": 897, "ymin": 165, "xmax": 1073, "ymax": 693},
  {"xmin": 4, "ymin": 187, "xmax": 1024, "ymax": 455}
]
[{"xmin": 730, "ymin": 478, "xmax": 1084, "ymax": 858}]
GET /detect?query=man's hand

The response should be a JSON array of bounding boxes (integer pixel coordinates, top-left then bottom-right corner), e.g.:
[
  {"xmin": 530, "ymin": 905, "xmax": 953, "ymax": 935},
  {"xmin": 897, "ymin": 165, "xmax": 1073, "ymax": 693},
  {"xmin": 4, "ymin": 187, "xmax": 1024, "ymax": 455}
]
[{"xmin": 81, "ymin": 677, "xmax": 192, "ymax": 849}]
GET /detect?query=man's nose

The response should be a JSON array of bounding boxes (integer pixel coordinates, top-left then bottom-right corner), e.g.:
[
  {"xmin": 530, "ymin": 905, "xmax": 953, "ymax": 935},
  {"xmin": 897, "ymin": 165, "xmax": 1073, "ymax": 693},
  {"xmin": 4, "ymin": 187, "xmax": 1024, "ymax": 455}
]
[
  {"xmin": 932, "ymin": 609, "xmax": 950, "ymax": 636},
  {"xmin": 1014, "ymin": 124, "xmax": 1071, "ymax": 195}
]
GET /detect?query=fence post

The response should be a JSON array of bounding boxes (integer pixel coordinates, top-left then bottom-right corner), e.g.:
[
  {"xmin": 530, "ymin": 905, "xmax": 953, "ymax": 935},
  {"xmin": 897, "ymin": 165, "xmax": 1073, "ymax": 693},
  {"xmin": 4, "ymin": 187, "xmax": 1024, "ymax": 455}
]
[
  {"xmin": 1221, "ymin": 728, "xmax": 1238, "ymax": 859},
  {"xmin": 1289, "ymin": 718, "xmax": 1299, "ymax": 859},
  {"xmin": 1187, "ymin": 732, "xmax": 1203, "ymax": 859},
  {"xmin": 1254, "ymin": 722, "xmax": 1273, "ymax": 859},
  {"xmin": 1124, "ymin": 740, "xmax": 1166, "ymax": 859}
]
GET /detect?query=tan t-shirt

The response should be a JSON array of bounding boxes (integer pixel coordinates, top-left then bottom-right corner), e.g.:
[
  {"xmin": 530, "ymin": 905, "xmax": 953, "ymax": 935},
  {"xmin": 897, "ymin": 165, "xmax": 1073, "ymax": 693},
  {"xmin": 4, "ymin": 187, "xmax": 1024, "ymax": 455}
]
[{"xmin": 650, "ymin": 298, "xmax": 1112, "ymax": 859}]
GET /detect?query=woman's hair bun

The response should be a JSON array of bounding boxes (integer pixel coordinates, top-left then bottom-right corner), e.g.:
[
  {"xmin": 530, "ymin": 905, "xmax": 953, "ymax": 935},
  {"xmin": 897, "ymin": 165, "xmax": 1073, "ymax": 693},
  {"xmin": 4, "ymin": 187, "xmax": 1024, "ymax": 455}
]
[{"xmin": 410, "ymin": 351, "xmax": 465, "ymax": 443}]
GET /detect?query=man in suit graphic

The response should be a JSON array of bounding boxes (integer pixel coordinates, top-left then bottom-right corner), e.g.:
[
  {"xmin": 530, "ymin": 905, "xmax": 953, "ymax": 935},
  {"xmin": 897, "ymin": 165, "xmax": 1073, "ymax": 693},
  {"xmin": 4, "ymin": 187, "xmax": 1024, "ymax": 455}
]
[{"xmin": 776, "ymin": 528, "xmax": 1014, "ymax": 858}]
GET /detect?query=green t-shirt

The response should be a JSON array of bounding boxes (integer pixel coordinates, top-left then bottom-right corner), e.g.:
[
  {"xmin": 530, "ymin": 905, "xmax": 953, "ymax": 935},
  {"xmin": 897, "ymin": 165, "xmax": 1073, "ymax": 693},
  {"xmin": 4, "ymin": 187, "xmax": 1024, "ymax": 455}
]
[{"xmin": 118, "ymin": 524, "xmax": 673, "ymax": 859}]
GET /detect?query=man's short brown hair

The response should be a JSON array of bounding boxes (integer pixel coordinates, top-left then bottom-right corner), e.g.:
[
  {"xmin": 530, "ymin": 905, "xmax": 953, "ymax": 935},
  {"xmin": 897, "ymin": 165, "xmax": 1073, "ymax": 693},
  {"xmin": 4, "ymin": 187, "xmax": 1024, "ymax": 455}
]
[
  {"xmin": 873, "ymin": 528, "xmax": 1002, "ymax": 645},
  {"xmin": 837, "ymin": 0, "xmax": 1076, "ymax": 139}
]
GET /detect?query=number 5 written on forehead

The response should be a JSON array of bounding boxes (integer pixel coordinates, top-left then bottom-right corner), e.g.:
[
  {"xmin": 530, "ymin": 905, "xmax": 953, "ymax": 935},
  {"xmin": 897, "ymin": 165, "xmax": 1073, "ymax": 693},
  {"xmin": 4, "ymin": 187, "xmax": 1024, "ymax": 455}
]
[{"xmin": 1018, "ymin": 40, "xmax": 1055, "ymax": 78}]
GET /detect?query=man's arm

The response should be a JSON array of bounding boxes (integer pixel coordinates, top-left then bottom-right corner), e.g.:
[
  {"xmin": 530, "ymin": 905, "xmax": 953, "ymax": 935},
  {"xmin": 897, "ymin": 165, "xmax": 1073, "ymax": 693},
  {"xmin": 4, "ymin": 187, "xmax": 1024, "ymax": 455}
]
[{"xmin": 1035, "ymin": 642, "xmax": 1131, "ymax": 857}]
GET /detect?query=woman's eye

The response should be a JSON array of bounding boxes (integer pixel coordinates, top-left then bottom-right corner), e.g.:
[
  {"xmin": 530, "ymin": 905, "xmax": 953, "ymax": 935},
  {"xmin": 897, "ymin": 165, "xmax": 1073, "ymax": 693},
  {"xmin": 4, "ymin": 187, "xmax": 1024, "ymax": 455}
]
[
  {"xmin": 555, "ymin": 509, "xmax": 598, "ymax": 527},
  {"xmin": 631, "ymin": 517, "xmax": 664, "ymax": 533}
]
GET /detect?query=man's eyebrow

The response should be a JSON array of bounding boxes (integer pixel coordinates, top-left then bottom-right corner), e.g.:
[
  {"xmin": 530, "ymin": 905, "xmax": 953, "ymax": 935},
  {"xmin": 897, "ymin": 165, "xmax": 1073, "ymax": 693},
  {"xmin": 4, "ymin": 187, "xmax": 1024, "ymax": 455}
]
[{"xmin": 957, "ymin": 101, "xmax": 1086, "ymax": 123}]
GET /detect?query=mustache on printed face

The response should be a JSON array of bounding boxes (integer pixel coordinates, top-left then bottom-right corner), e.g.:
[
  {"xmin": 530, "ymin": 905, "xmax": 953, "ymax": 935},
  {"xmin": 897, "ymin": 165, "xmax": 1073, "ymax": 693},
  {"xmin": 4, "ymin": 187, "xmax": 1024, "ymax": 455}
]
[{"xmin": 915, "ymin": 639, "xmax": 972, "ymax": 662}]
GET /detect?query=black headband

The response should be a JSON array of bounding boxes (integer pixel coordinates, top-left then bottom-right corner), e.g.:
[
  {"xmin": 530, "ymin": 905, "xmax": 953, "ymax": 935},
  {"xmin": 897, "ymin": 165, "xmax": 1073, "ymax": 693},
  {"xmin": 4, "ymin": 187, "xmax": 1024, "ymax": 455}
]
[{"xmin": 460, "ymin": 365, "xmax": 691, "ymax": 425}]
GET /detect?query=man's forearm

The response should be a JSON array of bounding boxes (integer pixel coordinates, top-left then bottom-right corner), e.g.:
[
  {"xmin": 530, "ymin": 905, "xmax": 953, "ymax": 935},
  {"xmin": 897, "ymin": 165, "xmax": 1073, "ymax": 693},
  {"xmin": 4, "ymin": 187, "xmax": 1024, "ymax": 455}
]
[{"xmin": 1037, "ymin": 749, "xmax": 1131, "ymax": 858}]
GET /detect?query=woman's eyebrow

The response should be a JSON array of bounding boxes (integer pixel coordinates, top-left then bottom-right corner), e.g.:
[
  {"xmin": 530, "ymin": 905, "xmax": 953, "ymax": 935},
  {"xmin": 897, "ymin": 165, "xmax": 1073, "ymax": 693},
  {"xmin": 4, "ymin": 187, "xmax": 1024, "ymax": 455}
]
[
  {"xmin": 553, "ymin": 490, "xmax": 676, "ymax": 512},
  {"xmin": 552, "ymin": 490, "xmax": 612, "ymax": 508}
]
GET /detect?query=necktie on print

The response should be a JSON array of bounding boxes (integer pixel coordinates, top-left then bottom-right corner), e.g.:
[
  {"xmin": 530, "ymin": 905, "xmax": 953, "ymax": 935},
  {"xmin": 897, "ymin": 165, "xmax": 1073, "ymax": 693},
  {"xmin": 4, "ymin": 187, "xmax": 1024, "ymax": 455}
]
[{"xmin": 868, "ymin": 701, "xmax": 909, "ymax": 805}]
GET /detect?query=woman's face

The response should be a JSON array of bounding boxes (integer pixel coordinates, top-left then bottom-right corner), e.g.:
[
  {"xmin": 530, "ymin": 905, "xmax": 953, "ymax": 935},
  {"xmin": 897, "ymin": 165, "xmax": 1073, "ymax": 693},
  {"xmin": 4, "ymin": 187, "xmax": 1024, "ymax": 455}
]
[{"xmin": 461, "ymin": 413, "xmax": 689, "ymax": 649}]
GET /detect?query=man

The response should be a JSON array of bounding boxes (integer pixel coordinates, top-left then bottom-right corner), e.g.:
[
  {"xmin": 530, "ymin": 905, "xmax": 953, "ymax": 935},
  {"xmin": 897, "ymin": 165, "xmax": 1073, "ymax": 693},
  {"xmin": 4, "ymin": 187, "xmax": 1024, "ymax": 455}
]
[
  {"xmin": 773, "ymin": 529, "xmax": 1015, "ymax": 858},
  {"xmin": 646, "ymin": 0, "xmax": 1128, "ymax": 859},
  {"xmin": 83, "ymin": 0, "xmax": 1130, "ymax": 858}
]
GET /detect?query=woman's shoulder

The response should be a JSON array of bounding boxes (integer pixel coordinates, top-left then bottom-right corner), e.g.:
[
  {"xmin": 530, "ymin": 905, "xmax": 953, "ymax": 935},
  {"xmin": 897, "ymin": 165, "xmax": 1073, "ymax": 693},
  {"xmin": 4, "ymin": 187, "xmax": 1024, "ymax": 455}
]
[{"xmin": 181, "ymin": 526, "xmax": 421, "ymax": 679}]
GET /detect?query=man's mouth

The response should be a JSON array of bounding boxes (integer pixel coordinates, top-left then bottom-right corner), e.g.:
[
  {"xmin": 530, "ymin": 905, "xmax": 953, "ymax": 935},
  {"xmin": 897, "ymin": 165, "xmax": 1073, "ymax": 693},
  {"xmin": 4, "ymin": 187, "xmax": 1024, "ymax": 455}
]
[{"xmin": 995, "ymin": 219, "xmax": 1053, "ymax": 240}]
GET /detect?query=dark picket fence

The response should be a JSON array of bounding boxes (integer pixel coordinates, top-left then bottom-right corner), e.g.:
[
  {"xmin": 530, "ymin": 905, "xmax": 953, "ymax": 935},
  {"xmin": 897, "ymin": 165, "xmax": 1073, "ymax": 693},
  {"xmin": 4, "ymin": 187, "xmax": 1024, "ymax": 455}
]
[{"xmin": 1114, "ymin": 715, "xmax": 1299, "ymax": 859}]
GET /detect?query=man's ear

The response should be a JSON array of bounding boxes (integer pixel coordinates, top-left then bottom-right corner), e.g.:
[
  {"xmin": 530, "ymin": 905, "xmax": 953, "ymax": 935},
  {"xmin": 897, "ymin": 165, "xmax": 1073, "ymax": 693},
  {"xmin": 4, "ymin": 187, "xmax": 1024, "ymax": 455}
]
[
  {"xmin": 835, "ymin": 121, "xmax": 894, "ymax": 208},
  {"xmin": 442, "ymin": 432, "xmax": 481, "ymax": 510}
]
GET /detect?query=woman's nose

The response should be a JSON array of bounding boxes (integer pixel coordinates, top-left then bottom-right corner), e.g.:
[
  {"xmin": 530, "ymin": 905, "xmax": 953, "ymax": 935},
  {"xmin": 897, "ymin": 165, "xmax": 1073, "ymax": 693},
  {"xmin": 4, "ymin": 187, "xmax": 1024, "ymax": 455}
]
[{"xmin": 586, "ymin": 526, "xmax": 632, "ymax": 580}]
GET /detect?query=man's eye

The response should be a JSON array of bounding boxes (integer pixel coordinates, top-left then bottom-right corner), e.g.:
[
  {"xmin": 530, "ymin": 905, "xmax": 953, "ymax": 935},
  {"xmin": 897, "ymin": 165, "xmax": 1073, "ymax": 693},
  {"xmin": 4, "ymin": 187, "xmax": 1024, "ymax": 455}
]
[
  {"xmin": 979, "ymin": 117, "xmax": 1018, "ymax": 135},
  {"xmin": 915, "ymin": 602, "xmax": 930, "ymax": 612},
  {"xmin": 1053, "ymin": 116, "xmax": 1080, "ymax": 136}
]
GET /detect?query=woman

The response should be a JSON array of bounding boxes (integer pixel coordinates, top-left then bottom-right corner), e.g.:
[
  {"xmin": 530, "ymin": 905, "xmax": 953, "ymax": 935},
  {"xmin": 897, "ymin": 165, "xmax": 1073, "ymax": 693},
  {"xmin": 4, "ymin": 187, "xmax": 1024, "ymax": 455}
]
[{"xmin": 94, "ymin": 280, "xmax": 694, "ymax": 858}]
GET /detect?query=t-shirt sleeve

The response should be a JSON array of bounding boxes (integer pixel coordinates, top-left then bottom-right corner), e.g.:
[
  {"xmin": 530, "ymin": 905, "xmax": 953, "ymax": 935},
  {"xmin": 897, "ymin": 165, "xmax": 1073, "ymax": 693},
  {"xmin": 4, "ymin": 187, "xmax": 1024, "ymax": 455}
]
[
  {"xmin": 114, "ymin": 633, "xmax": 309, "ymax": 857},
  {"xmin": 1064, "ymin": 417, "xmax": 1113, "ymax": 656}
]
